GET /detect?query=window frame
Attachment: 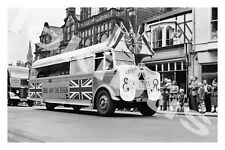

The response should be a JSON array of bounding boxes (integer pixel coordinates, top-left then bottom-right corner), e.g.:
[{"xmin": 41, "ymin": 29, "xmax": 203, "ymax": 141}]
[
  {"xmin": 166, "ymin": 26, "xmax": 174, "ymax": 46},
  {"xmin": 152, "ymin": 27, "xmax": 163, "ymax": 48},
  {"xmin": 211, "ymin": 7, "xmax": 218, "ymax": 40},
  {"xmin": 70, "ymin": 56, "xmax": 94, "ymax": 75},
  {"xmin": 36, "ymin": 62, "xmax": 70, "ymax": 78}
]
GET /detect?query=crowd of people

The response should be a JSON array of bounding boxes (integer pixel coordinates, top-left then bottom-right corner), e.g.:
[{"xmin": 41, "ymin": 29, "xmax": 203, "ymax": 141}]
[{"xmin": 158, "ymin": 77, "xmax": 218, "ymax": 113}]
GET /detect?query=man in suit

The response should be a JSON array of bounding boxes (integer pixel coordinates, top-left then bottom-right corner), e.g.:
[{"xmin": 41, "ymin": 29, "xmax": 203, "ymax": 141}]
[{"xmin": 203, "ymin": 80, "xmax": 212, "ymax": 112}]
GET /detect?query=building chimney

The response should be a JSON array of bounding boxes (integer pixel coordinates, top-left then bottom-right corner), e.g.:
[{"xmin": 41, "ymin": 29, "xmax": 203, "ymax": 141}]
[
  {"xmin": 66, "ymin": 7, "xmax": 76, "ymax": 17},
  {"xmin": 44, "ymin": 22, "xmax": 49, "ymax": 27}
]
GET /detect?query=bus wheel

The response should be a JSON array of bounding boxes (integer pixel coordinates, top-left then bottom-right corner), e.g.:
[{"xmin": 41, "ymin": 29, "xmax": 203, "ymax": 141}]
[
  {"xmin": 96, "ymin": 90, "xmax": 115, "ymax": 116},
  {"xmin": 46, "ymin": 103, "xmax": 56, "ymax": 111},
  {"xmin": 139, "ymin": 103, "xmax": 156, "ymax": 116},
  {"xmin": 72, "ymin": 106, "xmax": 81, "ymax": 112},
  {"xmin": 27, "ymin": 100, "xmax": 34, "ymax": 107}
]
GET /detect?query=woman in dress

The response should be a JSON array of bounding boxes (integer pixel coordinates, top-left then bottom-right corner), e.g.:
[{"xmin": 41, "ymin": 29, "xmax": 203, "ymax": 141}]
[
  {"xmin": 188, "ymin": 76, "xmax": 199, "ymax": 111},
  {"xmin": 211, "ymin": 79, "xmax": 218, "ymax": 113}
]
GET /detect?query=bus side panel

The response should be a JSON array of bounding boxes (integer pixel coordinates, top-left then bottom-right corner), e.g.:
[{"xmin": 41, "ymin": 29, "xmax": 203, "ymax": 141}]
[
  {"xmin": 30, "ymin": 73, "xmax": 94, "ymax": 106},
  {"xmin": 67, "ymin": 73, "xmax": 93, "ymax": 104},
  {"xmin": 93, "ymin": 70, "xmax": 120, "ymax": 100}
]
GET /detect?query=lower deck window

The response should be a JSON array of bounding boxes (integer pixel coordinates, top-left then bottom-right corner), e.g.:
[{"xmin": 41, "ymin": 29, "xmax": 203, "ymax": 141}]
[{"xmin": 37, "ymin": 62, "xmax": 70, "ymax": 78}]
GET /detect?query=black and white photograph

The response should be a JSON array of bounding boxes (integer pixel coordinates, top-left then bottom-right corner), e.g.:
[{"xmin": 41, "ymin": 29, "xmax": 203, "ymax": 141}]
[{"xmin": 2, "ymin": 0, "xmax": 223, "ymax": 146}]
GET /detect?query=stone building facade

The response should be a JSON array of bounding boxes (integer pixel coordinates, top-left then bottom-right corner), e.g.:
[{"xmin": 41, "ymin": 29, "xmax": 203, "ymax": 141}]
[
  {"xmin": 34, "ymin": 7, "xmax": 175, "ymax": 60},
  {"xmin": 143, "ymin": 8, "xmax": 193, "ymax": 93},
  {"xmin": 191, "ymin": 8, "xmax": 218, "ymax": 83}
]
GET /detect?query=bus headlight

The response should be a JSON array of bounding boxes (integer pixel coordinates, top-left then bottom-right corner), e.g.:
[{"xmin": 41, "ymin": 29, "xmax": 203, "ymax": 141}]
[{"xmin": 16, "ymin": 90, "xmax": 19, "ymax": 94}]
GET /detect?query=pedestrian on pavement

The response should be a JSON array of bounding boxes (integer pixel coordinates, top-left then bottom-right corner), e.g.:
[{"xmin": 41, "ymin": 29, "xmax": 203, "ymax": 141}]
[
  {"xmin": 169, "ymin": 80, "xmax": 179, "ymax": 111},
  {"xmin": 203, "ymin": 80, "xmax": 212, "ymax": 112},
  {"xmin": 211, "ymin": 79, "xmax": 218, "ymax": 113},
  {"xmin": 159, "ymin": 81, "xmax": 164, "ymax": 110},
  {"xmin": 177, "ymin": 89, "xmax": 185, "ymax": 112},
  {"xmin": 188, "ymin": 76, "xmax": 199, "ymax": 112},
  {"xmin": 197, "ymin": 82, "xmax": 206, "ymax": 113},
  {"xmin": 162, "ymin": 78, "xmax": 170, "ymax": 111}
]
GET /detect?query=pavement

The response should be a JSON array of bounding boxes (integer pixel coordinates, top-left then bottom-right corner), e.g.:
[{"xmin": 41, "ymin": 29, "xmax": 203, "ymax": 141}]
[
  {"xmin": 32, "ymin": 102, "xmax": 218, "ymax": 117},
  {"xmin": 156, "ymin": 104, "xmax": 218, "ymax": 117}
]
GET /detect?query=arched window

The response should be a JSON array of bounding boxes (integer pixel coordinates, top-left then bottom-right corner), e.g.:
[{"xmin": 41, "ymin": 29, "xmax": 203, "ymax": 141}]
[
  {"xmin": 101, "ymin": 33, "xmax": 108, "ymax": 42},
  {"xmin": 85, "ymin": 39, "xmax": 91, "ymax": 47},
  {"xmin": 152, "ymin": 27, "xmax": 162, "ymax": 48},
  {"xmin": 166, "ymin": 26, "xmax": 174, "ymax": 46}
]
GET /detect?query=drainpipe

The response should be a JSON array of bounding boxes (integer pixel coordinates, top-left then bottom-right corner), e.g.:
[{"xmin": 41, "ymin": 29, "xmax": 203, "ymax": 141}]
[{"xmin": 192, "ymin": 8, "xmax": 196, "ymax": 76}]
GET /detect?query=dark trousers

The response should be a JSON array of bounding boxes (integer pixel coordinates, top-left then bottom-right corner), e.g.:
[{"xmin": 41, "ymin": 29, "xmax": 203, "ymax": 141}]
[
  {"xmin": 163, "ymin": 93, "xmax": 169, "ymax": 110},
  {"xmin": 189, "ymin": 95, "xmax": 198, "ymax": 112},
  {"xmin": 205, "ymin": 94, "xmax": 212, "ymax": 112}
]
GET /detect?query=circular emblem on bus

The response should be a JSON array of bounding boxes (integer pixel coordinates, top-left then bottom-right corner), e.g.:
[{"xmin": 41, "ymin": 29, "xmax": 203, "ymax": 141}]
[{"xmin": 125, "ymin": 32, "xmax": 142, "ymax": 54}]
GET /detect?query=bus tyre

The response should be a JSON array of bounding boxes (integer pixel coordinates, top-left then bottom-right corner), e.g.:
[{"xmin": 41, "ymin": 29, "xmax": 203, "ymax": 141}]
[
  {"xmin": 72, "ymin": 106, "xmax": 81, "ymax": 112},
  {"xmin": 96, "ymin": 90, "xmax": 115, "ymax": 116},
  {"xmin": 139, "ymin": 103, "xmax": 156, "ymax": 116},
  {"xmin": 46, "ymin": 103, "xmax": 56, "ymax": 111},
  {"xmin": 27, "ymin": 100, "xmax": 34, "ymax": 107}
]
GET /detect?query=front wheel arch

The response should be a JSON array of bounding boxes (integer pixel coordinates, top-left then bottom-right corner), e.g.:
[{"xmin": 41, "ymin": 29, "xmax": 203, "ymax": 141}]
[
  {"xmin": 94, "ymin": 89, "xmax": 116, "ymax": 116},
  {"xmin": 93, "ymin": 87, "xmax": 117, "ymax": 109}
]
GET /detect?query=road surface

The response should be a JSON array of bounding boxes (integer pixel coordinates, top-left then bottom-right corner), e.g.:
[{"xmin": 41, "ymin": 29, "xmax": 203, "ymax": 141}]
[{"xmin": 8, "ymin": 105, "xmax": 217, "ymax": 142}]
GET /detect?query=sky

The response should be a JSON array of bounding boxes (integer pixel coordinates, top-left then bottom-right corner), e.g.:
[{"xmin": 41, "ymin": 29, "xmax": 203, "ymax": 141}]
[{"xmin": 8, "ymin": 8, "xmax": 80, "ymax": 65}]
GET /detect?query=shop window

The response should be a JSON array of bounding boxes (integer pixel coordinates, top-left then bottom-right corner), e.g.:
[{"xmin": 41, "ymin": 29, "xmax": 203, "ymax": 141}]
[
  {"xmin": 147, "ymin": 64, "xmax": 156, "ymax": 71},
  {"xmin": 166, "ymin": 26, "xmax": 174, "ymax": 46},
  {"xmin": 169, "ymin": 62, "xmax": 174, "ymax": 71},
  {"xmin": 183, "ymin": 61, "xmax": 187, "ymax": 70},
  {"xmin": 211, "ymin": 8, "xmax": 218, "ymax": 40},
  {"xmin": 176, "ymin": 62, "xmax": 181, "ymax": 70},
  {"xmin": 152, "ymin": 27, "xmax": 162, "ymax": 48},
  {"xmin": 157, "ymin": 64, "xmax": 162, "ymax": 72},
  {"xmin": 202, "ymin": 64, "xmax": 217, "ymax": 73},
  {"xmin": 163, "ymin": 63, "xmax": 168, "ymax": 71}
]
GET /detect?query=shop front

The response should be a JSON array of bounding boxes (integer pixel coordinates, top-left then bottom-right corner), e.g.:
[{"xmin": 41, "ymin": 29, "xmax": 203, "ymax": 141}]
[
  {"xmin": 144, "ymin": 44, "xmax": 189, "ymax": 94},
  {"xmin": 146, "ymin": 59, "xmax": 188, "ymax": 93},
  {"xmin": 197, "ymin": 50, "xmax": 217, "ymax": 84}
]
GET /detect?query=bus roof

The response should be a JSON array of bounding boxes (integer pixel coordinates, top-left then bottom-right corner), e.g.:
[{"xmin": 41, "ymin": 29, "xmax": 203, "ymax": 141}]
[
  {"xmin": 32, "ymin": 42, "xmax": 111, "ymax": 69},
  {"xmin": 8, "ymin": 66, "xmax": 29, "ymax": 79}
]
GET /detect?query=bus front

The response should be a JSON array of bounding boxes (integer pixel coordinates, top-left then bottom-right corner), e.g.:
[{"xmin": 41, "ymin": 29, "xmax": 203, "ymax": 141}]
[
  {"xmin": 94, "ymin": 50, "xmax": 161, "ymax": 116},
  {"xmin": 113, "ymin": 50, "xmax": 161, "ymax": 115}
]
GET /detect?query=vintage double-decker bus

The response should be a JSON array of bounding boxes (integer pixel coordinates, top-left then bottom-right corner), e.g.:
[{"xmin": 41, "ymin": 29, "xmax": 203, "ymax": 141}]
[
  {"xmin": 28, "ymin": 42, "xmax": 160, "ymax": 116},
  {"xmin": 29, "ymin": 24, "xmax": 161, "ymax": 116},
  {"xmin": 7, "ymin": 66, "xmax": 31, "ymax": 106}
]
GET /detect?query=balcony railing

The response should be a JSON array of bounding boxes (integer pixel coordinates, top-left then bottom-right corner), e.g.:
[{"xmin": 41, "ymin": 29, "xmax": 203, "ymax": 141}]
[{"xmin": 79, "ymin": 8, "xmax": 124, "ymax": 29}]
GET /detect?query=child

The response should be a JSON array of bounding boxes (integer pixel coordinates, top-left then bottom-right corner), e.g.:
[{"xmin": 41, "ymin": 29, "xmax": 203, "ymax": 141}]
[
  {"xmin": 177, "ymin": 89, "xmax": 185, "ymax": 112},
  {"xmin": 198, "ymin": 82, "xmax": 206, "ymax": 113}
]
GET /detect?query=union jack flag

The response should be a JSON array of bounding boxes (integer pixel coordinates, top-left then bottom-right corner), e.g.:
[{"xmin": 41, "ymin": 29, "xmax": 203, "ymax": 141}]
[
  {"xmin": 29, "ymin": 82, "xmax": 42, "ymax": 98},
  {"xmin": 69, "ymin": 79, "xmax": 92, "ymax": 100}
]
